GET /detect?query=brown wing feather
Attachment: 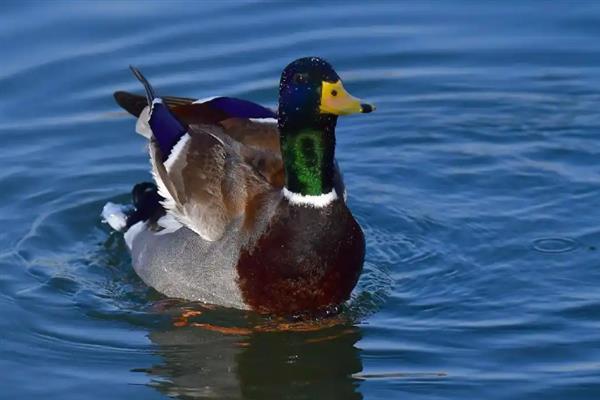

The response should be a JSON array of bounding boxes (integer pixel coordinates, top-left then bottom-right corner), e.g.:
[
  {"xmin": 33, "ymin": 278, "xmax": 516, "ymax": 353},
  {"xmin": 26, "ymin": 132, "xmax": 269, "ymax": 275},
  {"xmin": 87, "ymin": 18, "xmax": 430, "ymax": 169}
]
[
  {"xmin": 218, "ymin": 118, "xmax": 284, "ymax": 187},
  {"xmin": 237, "ymin": 144, "xmax": 284, "ymax": 188},
  {"xmin": 151, "ymin": 124, "xmax": 274, "ymax": 241},
  {"xmin": 184, "ymin": 117, "xmax": 285, "ymax": 188},
  {"xmin": 219, "ymin": 118, "xmax": 280, "ymax": 152}
]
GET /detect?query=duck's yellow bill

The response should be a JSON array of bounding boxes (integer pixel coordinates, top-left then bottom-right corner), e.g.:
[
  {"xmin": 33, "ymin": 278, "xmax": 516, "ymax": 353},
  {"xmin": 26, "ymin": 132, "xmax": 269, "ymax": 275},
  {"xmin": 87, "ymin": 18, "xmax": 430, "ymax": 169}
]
[{"xmin": 320, "ymin": 80, "xmax": 375, "ymax": 115}]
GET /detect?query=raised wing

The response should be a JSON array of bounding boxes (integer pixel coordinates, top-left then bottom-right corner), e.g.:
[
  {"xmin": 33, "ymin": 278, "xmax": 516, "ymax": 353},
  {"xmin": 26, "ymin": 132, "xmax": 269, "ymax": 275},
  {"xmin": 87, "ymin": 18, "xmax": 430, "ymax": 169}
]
[{"xmin": 129, "ymin": 67, "xmax": 274, "ymax": 241}]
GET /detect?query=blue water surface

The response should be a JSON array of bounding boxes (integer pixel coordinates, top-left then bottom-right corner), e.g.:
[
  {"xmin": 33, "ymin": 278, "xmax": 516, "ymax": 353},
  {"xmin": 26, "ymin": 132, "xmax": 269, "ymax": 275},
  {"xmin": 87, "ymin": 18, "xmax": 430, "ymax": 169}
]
[{"xmin": 2, "ymin": 1, "xmax": 600, "ymax": 399}]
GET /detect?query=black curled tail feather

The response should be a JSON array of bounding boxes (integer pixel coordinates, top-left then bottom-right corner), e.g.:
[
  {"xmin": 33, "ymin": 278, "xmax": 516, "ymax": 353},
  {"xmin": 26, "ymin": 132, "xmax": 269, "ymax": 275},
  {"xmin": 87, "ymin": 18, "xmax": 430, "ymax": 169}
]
[{"xmin": 129, "ymin": 66, "xmax": 156, "ymax": 106}]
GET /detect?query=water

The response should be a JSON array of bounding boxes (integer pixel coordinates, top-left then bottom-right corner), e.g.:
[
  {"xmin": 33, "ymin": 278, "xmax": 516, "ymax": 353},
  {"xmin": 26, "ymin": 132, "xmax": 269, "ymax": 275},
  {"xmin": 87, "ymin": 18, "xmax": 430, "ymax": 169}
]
[{"xmin": 2, "ymin": 1, "xmax": 600, "ymax": 399}]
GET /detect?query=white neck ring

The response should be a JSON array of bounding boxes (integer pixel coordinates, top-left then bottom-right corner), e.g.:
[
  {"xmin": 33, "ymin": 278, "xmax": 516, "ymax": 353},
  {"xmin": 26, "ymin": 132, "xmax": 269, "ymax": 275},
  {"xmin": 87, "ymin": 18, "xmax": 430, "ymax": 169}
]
[{"xmin": 282, "ymin": 187, "xmax": 338, "ymax": 208}]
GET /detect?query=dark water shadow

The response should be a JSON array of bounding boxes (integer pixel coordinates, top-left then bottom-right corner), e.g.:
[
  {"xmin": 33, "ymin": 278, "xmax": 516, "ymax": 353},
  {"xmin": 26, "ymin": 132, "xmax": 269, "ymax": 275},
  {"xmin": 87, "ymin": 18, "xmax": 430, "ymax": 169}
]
[{"xmin": 139, "ymin": 305, "xmax": 364, "ymax": 400}]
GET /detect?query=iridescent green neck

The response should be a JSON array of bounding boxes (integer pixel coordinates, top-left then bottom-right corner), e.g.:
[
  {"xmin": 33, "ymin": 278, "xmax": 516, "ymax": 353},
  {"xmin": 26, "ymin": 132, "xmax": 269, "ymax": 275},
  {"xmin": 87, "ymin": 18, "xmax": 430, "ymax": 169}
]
[{"xmin": 279, "ymin": 116, "xmax": 337, "ymax": 196}]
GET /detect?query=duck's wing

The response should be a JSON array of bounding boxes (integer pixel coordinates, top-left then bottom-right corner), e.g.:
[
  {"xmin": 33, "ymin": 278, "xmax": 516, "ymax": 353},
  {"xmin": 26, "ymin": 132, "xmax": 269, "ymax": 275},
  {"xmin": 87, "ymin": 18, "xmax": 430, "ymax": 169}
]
[
  {"xmin": 115, "ymin": 89, "xmax": 283, "ymax": 181},
  {"xmin": 151, "ymin": 125, "xmax": 274, "ymax": 241},
  {"xmin": 128, "ymin": 67, "xmax": 276, "ymax": 241},
  {"xmin": 115, "ymin": 91, "xmax": 280, "ymax": 151}
]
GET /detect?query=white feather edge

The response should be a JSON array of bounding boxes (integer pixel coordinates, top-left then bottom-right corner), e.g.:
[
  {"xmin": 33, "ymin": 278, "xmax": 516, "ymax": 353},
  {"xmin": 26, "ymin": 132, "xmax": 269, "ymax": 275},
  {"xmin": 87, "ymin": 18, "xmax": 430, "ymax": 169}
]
[
  {"xmin": 164, "ymin": 133, "xmax": 191, "ymax": 171},
  {"xmin": 282, "ymin": 187, "xmax": 338, "ymax": 208},
  {"xmin": 149, "ymin": 133, "xmax": 221, "ymax": 241},
  {"xmin": 136, "ymin": 98, "xmax": 165, "ymax": 137},
  {"xmin": 249, "ymin": 117, "xmax": 277, "ymax": 124},
  {"xmin": 193, "ymin": 96, "xmax": 218, "ymax": 104},
  {"xmin": 150, "ymin": 148, "xmax": 177, "ymax": 215},
  {"xmin": 135, "ymin": 106, "xmax": 152, "ymax": 138}
]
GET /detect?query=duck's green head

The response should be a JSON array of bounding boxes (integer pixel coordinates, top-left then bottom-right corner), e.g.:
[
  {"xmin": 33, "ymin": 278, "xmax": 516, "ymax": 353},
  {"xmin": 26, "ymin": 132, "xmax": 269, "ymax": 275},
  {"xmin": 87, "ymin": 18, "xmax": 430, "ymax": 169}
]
[
  {"xmin": 278, "ymin": 57, "xmax": 374, "ymax": 128},
  {"xmin": 278, "ymin": 57, "xmax": 375, "ymax": 198}
]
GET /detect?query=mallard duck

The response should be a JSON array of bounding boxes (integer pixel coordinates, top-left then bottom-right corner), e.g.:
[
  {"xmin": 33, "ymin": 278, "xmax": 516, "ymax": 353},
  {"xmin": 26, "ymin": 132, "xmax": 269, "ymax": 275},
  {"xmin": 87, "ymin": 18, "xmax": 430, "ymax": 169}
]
[{"xmin": 102, "ymin": 57, "xmax": 375, "ymax": 316}]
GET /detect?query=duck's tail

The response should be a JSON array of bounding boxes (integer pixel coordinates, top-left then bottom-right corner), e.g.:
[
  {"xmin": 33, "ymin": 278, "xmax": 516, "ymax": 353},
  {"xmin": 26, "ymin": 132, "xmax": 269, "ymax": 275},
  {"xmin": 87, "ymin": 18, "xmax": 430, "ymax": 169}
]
[{"xmin": 101, "ymin": 182, "xmax": 165, "ymax": 232}]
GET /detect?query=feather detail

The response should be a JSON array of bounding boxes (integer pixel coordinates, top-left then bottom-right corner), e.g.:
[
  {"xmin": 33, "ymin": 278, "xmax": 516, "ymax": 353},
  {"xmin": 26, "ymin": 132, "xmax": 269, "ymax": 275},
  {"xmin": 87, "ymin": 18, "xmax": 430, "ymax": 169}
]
[
  {"xmin": 129, "ymin": 67, "xmax": 188, "ymax": 160},
  {"xmin": 135, "ymin": 106, "xmax": 152, "ymax": 138},
  {"xmin": 149, "ymin": 99, "xmax": 188, "ymax": 160},
  {"xmin": 146, "ymin": 123, "xmax": 276, "ymax": 242},
  {"xmin": 156, "ymin": 213, "xmax": 183, "ymax": 234},
  {"xmin": 164, "ymin": 133, "xmax": 191, "ymax": 172}
]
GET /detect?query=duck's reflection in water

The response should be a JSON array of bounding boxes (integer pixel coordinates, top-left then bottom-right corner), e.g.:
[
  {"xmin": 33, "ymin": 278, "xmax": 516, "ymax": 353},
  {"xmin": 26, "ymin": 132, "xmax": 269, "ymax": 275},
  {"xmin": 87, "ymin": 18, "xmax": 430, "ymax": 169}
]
[{"xmin": 143, "ymin": 305, "xmax": 363, "ymax": 400}]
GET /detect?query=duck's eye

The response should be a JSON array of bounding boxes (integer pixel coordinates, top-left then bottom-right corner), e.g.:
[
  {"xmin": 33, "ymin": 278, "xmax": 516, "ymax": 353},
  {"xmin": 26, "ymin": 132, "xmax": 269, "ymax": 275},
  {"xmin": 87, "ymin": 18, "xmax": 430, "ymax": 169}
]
[
  {"xmin": 293, "ymin": 73, "xmax": 307, "ymax": 84},
  {"xmin": 331, "ymin": 89, "xmax": 338, "ymax": 97}
]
